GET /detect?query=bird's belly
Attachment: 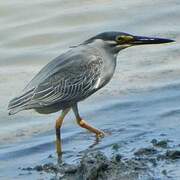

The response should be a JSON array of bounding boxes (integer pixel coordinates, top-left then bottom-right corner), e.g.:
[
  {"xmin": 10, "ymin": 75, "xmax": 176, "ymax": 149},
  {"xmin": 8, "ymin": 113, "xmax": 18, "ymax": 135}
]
[{"xmin": 34, "ymin": 103, "xmax": 62, "ymax": 114}]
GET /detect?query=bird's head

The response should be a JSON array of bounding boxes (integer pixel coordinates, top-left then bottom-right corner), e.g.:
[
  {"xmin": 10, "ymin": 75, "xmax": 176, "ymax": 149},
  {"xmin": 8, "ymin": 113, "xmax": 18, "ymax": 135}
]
[{"xmin": 83, "ymin": 31, "xmax": 174, "ymax": 54}]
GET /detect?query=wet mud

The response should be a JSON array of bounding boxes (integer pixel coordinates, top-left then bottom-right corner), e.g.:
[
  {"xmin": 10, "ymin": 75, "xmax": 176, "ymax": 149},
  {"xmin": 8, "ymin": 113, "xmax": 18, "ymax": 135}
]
[{"xmin": 21, "ymin": 139, "xmax": 180, "ymax": 180}]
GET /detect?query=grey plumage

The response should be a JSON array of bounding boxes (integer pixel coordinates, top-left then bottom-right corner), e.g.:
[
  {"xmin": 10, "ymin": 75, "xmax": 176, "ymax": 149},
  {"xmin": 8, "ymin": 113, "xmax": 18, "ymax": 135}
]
[
  {"xmin": 7, "ymin": 31, "xmax": 174, "ymax": 157},
  {"xmin": 8, "ymin": 31, "xmax": 174, "ymax": 115},
  {"xmin": 8, "ymin": 42, "xmax": 114, "ymax": 115}
]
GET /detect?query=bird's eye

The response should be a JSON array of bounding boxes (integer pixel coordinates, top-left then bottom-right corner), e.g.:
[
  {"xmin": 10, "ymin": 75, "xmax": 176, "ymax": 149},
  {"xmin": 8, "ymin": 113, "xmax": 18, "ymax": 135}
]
[
  {"xmin": 116, "ymin": 35, "xmax": 134, "ymax": 43},
  {"xmin": 116, "ymin": 36, "xmax": 125, "ymax": 42}
]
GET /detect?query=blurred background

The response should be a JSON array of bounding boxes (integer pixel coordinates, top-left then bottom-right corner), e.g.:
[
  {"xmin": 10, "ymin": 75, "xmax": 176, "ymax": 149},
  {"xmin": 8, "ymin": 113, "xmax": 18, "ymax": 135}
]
[{"xmin": 0, "ymin": 0, "xmax": 180, "ymax": 179}]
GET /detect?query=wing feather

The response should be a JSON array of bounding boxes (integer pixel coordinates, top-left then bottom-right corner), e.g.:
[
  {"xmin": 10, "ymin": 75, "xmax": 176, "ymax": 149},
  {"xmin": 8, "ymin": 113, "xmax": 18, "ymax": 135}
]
[
  {"xmin": 8, "ymin": 47, "xmax": 104, "ymax": 114},
  {"xmin": 30, "ymin": 54, "xmax": 103, "ymax": 106}
]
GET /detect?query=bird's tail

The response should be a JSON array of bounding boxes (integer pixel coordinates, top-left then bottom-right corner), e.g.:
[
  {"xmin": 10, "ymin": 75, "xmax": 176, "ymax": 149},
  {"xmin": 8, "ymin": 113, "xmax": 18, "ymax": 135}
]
[{"xmin": 8, "ymin": 89, "xmax": 34, "ymax": 115}]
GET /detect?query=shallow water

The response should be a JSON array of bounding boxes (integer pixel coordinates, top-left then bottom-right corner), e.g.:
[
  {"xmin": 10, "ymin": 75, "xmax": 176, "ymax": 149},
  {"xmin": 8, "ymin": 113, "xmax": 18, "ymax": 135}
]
[{"xmin": 0, "ymin": 0, "xmax": 180, "ymax": 179}]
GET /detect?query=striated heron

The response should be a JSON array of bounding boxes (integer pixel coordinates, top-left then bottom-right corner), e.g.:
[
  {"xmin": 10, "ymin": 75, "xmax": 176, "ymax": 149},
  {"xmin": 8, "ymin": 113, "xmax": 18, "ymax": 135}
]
[{"xmin": 8, "ymin": 31, "xmax": 174, "ymax": 156}]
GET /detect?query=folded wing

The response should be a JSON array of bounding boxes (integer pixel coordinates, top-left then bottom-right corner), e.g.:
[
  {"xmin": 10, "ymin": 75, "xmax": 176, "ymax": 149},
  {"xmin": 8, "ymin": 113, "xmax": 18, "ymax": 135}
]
[{"xmin": 8, "ymin": 49, "xmax": 103, "ymax": 114}]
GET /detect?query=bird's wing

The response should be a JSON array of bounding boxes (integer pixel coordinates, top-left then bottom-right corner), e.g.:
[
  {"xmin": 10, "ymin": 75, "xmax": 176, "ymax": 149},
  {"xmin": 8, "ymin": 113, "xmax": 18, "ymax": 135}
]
[
  {"xmin": 24, "ymin": 49, "xmax": 77, "ymax": 92},
  {"xmin": 29, "ymin": 50, "xmax": 103, "ymax": 106}
]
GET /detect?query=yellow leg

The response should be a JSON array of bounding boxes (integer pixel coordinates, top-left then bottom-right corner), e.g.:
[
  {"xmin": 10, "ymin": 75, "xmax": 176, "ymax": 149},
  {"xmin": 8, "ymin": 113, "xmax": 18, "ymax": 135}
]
[
  {"xmin": 76, "ymin": 118, "xmax": 105, "ymax": 138},
  {"xmin": 55, "ymin": 108, "xmax": 70, "ymax": 156},
  {"xmin": 72, "ymin": 103, "xmax": 105, "ymax": 138}
]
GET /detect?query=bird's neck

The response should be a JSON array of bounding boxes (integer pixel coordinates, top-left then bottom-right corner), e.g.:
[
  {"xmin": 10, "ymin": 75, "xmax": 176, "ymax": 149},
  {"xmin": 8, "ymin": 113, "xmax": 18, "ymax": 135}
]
[{"xmin": 87, "ymin": 39, "xmax": 119, "ymax": 59}]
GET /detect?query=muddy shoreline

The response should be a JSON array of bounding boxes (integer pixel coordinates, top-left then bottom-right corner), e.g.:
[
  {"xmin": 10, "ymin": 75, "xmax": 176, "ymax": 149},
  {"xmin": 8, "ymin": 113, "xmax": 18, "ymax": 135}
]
[{"xmin": 21, "ymin": 139, "xmax": 180, "ymax": 180}]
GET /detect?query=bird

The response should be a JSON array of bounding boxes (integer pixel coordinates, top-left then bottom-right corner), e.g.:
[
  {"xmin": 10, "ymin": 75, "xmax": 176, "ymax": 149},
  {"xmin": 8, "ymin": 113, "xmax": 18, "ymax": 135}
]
[{"xmin": 8, "ymin": 31, "xmax": 174, "ymax": 156}]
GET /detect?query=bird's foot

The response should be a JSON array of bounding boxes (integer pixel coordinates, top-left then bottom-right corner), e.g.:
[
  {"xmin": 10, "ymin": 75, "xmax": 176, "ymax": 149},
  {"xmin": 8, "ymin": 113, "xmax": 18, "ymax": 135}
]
[{"xmin": 96, "ymin": 131, "xmax": 105, "ymax": 138}]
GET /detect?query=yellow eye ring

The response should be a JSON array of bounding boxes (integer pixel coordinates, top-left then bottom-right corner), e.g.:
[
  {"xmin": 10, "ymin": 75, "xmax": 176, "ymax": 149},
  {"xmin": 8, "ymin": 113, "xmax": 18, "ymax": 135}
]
[
  {"xmin": 116, "ymin": 35, "xmax": 134, "ymax": 43},
  {"xmin": 116, "ymin": 35, "xmax": 125, "ymax": 41}
]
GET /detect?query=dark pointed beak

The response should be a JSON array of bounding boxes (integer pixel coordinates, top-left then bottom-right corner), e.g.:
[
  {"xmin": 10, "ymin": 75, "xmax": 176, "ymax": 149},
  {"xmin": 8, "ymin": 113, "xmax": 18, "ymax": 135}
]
[{"xmin": 132, "ymin": 36, "xmax": 175, "ymax": 45}]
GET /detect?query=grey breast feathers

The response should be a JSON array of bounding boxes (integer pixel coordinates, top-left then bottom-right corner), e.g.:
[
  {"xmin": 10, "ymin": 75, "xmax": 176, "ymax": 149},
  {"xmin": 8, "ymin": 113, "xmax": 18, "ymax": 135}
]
[{"xmin": 8, "ymin": 47, "xmax": 103, "ymax": 115}]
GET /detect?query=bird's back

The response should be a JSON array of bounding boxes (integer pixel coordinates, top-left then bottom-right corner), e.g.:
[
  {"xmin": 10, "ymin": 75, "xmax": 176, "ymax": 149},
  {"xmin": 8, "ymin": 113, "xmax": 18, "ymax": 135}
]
[{"xmin": 8, "ymin": 45, "xmax": 112, "ymax": 115}]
